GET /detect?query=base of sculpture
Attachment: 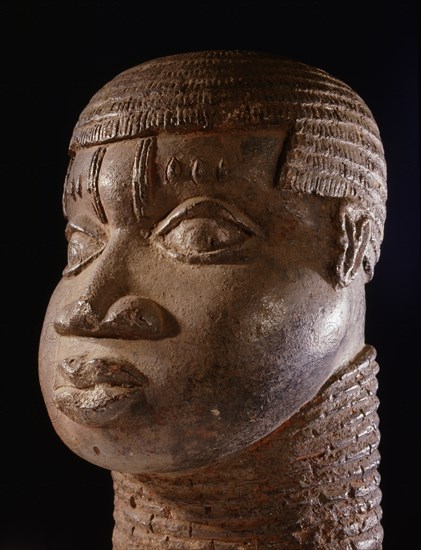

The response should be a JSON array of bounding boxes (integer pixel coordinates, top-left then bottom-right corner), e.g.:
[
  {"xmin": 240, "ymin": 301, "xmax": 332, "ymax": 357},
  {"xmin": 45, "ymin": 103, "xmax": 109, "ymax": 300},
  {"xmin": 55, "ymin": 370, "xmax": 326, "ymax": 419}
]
[{"xmin": 112, "ymin": 346, "xmax": 382, "ymax": 549}]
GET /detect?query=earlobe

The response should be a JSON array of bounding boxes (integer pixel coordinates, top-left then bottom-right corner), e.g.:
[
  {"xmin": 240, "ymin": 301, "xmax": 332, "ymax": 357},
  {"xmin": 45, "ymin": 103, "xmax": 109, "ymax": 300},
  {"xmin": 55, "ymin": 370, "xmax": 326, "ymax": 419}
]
[{"xmin": 335, "ymin": 202, "xmax": 371, "ymax": 288}]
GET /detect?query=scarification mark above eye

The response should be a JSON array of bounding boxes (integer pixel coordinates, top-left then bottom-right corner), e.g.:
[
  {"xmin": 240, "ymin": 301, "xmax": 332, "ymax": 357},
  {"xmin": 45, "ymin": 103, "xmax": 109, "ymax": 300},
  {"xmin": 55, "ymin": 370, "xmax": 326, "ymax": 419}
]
[
  {"xmin": 132, "ymin": 137, "xmax": 156, "ymax": 220},
  {"xmin": 63, "ymin": 155, "xmax": 75, "ymax": 218},
  {"xmin": 63, "ymin": 158, "xmax": 83, "ymax": 219},
  {"xmin": 76, "ymin": 175, "xmax": 83, "ymax": 198},
  {"xmin": 191, "ymin": 158, "xmax": 204, "ymax": 184},
  {"xmin": 68, "ymin": 178, "xmax": 76, "ymax": 201},
  {"xmin": 216, "ymin": 158, "xmax": 228, "ymax": 181},
  {"xmin": 166, "ymin": 157, "xmax": 182, "ymax": 184},
  {"xmin": 87, "ymin": 147, "xmax": 108, "ymax": 224}
]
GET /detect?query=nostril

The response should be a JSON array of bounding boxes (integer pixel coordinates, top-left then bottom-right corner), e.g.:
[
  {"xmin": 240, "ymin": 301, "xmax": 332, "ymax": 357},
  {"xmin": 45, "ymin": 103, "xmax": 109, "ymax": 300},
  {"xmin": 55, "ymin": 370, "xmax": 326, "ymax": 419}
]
[
  {"xmin": 54, "ymin": 295, "xmax": 178, "ymax": 340},
  {"xmin": 102, "ymin": 296, "xmax": 166, "ymax": 339},
  {"xmin": 54, "ymin": 299, "xmax": 101, "ymax": 335}
]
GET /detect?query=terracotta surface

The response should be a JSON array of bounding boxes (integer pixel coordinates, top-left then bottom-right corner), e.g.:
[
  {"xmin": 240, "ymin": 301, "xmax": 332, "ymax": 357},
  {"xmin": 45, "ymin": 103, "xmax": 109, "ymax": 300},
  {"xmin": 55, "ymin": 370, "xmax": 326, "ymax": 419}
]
[{"xmin": 39, "ymin": 51, "xmax": 387, "ymax": 548}]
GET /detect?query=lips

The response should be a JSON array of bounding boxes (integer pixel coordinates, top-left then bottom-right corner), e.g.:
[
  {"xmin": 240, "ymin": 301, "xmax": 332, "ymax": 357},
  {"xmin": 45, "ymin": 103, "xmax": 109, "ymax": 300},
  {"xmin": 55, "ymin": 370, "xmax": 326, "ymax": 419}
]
[{"xmin": 53, "ymin": 356, "xmax": 148, "ymax": 426}]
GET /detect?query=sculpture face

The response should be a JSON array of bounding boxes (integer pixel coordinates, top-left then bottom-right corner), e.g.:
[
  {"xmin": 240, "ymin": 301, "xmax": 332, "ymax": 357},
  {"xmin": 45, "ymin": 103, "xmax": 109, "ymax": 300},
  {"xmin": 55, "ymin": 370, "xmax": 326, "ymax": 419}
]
[{"xmin": 39, "ymin": 129, "xmax": 364, "ymax": 473}]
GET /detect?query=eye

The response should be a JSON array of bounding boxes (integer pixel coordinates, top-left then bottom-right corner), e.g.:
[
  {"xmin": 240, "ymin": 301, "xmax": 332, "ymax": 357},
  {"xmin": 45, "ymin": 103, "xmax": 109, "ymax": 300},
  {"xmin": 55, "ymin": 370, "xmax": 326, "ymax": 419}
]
[
  {"xmin": 63, "ymin": 226, "xmax": 105, "ymax": 276},
  {"xmin": 152, "ymin": 197, "xmax": 263, "ymax": 264},
  {"xmin": 162, "ymin": 217, "xmax": 249, "ymax": 257}
]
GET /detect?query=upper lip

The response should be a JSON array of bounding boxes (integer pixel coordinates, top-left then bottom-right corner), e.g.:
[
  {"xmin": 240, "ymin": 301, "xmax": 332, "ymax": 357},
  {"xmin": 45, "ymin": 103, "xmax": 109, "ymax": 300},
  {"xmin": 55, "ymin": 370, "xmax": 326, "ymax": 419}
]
[{"xmin": 55, "ymin": 356, "xmax": 148, "ymax": 390}]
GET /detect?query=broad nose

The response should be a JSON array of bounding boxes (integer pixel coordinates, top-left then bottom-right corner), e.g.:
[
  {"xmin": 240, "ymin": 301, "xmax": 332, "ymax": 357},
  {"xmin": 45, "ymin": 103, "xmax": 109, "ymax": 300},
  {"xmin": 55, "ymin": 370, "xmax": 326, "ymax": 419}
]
[
  {"xmin": 54, "ymin": 239, "xmax": 178, "ymax": 340},
  {"xmin": 55, "ymin": 294, "xmax": 177, "ymax": 339}
]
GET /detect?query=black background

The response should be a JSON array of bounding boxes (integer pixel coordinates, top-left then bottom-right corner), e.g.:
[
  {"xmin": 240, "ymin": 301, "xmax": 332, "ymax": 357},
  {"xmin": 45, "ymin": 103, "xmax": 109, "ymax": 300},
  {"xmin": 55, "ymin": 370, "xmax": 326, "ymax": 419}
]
[{"xmin": 2, "ymin": 1, "xmax": 419, "ymax": 548}]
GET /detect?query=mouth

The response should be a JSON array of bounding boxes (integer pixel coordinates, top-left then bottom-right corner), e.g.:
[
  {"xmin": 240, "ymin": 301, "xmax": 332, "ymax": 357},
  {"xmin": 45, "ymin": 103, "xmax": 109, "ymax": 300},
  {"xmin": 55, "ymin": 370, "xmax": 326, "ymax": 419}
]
[{"xmin": 53, "ymin": 356, "xmax": 148, "ymax": 426}]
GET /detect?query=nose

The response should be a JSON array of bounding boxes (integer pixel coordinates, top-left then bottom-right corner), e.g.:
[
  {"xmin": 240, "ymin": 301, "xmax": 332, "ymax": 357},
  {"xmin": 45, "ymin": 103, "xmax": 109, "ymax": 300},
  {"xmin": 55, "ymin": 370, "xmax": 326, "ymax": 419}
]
[
  {"xmin": 54, "ymin": 236, "xmax": 178, "ymax": 339},
  {"xmin": 55, "ymin": 294, "xmax": 177, "ymax": 339}
]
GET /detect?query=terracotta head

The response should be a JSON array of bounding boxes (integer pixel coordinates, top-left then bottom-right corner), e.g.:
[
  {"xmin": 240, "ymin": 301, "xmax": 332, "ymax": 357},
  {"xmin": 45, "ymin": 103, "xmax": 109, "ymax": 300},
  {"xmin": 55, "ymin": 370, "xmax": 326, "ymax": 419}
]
[{"xmin": 39, "ymin": 51, "xmax": 387, "ymax": 473}]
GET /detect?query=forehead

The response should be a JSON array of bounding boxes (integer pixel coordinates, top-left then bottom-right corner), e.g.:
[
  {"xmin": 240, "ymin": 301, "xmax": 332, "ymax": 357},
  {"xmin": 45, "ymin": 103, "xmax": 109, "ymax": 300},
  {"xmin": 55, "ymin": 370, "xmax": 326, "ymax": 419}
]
[
  {"xmin": 70, "ymin": 128, "xmax": 288, "ymax": 183},
  {"xmin": 155, "ymin": 129, "xmax": 288, "ymax": 186},
  {"xmin": 64, "ymin": 129, "xmax": 291, "ymax": 226}
]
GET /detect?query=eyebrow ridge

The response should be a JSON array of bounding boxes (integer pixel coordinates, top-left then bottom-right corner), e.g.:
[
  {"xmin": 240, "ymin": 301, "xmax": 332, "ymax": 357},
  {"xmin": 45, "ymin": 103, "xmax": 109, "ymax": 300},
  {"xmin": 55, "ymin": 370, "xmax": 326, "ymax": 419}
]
[{"xmin": 153, "ymin": 196, "xmax": 263, "ymax": 237}]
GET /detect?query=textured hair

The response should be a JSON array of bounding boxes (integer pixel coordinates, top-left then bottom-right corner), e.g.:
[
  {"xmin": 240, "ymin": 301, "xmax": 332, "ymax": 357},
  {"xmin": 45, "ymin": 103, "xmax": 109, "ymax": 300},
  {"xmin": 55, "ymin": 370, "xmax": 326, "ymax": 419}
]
[{"xmin": 69, "ymin": 50, "xmax": 387, "ymax": 274}]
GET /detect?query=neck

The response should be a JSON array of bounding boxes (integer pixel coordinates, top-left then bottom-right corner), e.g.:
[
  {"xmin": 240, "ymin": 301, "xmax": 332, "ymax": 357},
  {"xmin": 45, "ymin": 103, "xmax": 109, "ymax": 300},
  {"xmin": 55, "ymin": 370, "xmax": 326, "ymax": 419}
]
[{"xmin": 112, "ymin": 346, "xmax": 382, "ymax": 549}]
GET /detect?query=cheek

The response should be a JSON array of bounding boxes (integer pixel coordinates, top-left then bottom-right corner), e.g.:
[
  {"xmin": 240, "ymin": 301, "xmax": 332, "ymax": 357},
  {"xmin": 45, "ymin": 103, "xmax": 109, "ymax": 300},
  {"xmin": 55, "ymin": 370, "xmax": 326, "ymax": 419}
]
[
  {"xmin": 38, "ymin": 263, "xmax": 351, "ymax": 473},
  {"xmin": 226, "ymin": 274, "xmax": 350, "ymax": 402},
  {"xmin": 39, "ymin": 294, "xmax": 67, "ymax": 444},
  {"xmin": 308, "ymin": 298, "xmax": 350, "ymax": 357},
  {"xmin": 38, "ymin": 285, "xmax": 68, "ymax": 410},
  {"xmin": 159, "ymin": 265, "xmax": 349, "ymax": 382},
  {"xmin": 270, "ymin": 290, "xmax": 349, "ymax": 362}
]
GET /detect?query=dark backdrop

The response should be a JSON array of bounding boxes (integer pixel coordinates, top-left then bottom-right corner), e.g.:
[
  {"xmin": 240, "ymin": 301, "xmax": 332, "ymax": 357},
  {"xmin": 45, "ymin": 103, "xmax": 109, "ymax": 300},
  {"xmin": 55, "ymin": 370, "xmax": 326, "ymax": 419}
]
[{"xmin": 2, "ymin": 1, "xmax": 419, "ymax": 549}]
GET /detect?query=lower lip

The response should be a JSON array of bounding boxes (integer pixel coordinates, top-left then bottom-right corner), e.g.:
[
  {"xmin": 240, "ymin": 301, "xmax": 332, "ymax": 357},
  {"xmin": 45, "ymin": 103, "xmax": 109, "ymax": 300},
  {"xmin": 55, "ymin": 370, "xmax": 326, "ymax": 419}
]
[{"xmin": 53, "ymin": 384, "xmax": 144, "ymax": 426}]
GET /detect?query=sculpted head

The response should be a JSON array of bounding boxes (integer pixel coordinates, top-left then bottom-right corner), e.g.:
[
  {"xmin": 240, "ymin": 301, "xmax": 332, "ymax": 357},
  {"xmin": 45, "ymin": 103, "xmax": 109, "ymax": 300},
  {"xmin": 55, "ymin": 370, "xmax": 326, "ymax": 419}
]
[{"xmin": 39, "ymin": 51, "xmax": 386, "ymax": 473}]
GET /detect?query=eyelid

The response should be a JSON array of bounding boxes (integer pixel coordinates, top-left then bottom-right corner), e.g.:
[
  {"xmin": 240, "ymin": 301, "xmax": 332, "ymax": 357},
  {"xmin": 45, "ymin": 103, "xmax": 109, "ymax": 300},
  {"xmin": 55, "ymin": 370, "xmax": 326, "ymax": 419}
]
[
  {"xmin": 65, "ymin": 222, "xmax": 105, "ymax": 241},
  {"xmin": 63, "ymin": 222, "xmax": 106, "ymax": 277},
  {"xmin": 152, "ymin": 196, "xmax": 264, "ymax": 237}
]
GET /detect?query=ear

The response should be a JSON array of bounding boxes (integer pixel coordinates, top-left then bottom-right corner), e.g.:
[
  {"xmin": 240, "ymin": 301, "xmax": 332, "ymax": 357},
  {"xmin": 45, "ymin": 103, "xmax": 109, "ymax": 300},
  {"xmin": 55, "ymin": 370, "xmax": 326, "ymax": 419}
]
[{"xmin": 335, "ymin": 202, "xmax": 371, "ymax": 288}]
